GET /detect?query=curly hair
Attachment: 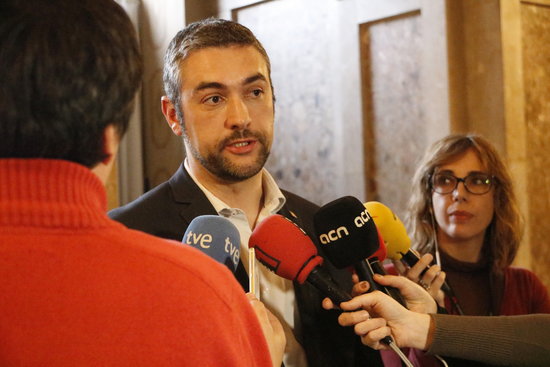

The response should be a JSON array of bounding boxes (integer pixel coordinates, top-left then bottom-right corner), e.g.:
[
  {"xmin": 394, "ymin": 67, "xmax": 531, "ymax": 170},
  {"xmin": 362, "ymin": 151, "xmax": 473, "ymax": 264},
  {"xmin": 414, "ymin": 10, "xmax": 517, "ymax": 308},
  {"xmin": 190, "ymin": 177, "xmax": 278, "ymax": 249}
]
[{"xmin": 406, "ymin": 133, "xmax": 523, "ymax": 273}]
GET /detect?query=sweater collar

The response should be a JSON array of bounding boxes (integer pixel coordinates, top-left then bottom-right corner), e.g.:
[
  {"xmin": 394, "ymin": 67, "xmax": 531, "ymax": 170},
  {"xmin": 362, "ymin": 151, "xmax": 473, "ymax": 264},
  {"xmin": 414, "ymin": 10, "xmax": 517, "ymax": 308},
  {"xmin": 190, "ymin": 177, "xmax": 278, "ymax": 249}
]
[{"xmin": 0, "ymin": 158, "xmax": 110, "ymax": 228}]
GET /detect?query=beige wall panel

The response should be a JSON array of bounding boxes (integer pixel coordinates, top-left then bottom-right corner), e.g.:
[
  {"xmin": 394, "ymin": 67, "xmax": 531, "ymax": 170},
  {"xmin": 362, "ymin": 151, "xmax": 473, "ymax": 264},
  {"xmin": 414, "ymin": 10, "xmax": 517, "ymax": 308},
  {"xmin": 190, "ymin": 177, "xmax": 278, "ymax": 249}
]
[
  {"xmin": 447, "ymin": 0, "xmax": 505, "ymax": 153},
  {"xmin": 140, "ymin": 1, "xmax": 185, "ymax": 190},
  {"xmin": 521, "ymin": 1, "xmax": 550, "ymax": 289}
]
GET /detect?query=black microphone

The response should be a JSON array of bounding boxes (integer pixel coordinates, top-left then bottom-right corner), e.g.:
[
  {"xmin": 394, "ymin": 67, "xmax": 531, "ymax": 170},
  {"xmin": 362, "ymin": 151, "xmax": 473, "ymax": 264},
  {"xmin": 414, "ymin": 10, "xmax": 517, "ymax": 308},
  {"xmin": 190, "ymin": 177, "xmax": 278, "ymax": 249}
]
[
  {"xmin": 182, "ymin": 215, "xmax": 241, "ymax": 273},
  {"xmin": 313, "ymin": 196, "xmax": 406, "ymax": 306}
]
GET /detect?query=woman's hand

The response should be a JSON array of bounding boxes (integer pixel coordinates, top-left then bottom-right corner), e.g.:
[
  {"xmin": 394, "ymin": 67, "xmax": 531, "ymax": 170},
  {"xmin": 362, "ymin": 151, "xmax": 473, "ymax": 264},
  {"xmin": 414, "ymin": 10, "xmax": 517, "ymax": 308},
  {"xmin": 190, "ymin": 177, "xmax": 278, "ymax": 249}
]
[{"xmin": 394, "ymin": 253, "xmax": 446, "ymax": 307}]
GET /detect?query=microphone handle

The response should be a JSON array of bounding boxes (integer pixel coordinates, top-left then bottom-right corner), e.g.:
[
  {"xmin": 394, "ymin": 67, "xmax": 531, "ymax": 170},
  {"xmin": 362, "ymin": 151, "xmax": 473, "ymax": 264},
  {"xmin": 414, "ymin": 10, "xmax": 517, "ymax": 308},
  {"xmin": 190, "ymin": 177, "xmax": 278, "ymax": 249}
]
[
  {"xmin": 368, "ymin": 258, "xmax": 407, "ymax": 307},
  {"xmin": 316, "ymin": 264, "xmax": 413, "ymax": 366},
  {"xmin": 401, "ymin": 251, "xmax": 464, "ymax": 315},
  {"xmin": 354, "ymin": 260, "xmax": 386, "ymax": 293},
  {"xmin": 306, "ymin": 266, "xmax": 352, "ymax": 305}
]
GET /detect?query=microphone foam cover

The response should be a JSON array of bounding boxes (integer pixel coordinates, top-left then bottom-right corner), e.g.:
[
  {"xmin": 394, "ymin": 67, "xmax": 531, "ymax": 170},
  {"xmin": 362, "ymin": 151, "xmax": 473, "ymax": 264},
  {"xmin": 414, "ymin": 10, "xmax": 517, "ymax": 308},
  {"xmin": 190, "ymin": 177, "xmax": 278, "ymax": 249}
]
[
  {"xmin": 364, "ymin": 201, "xmax": 411, "ymax": 260},
  {"xmin": 182, "ymin": 215, "xmax": 241, "ymax": 273},
  {"xmin": 313, "ymin": 196, "xmax": 379, "ymax": 268},
  {"xmin": 370, "ymin": 226, "xmax": 387, "ymax": 261},
  {"xmin": 249, "ymin": 214, "xmax": 323, "ymax": 284}
]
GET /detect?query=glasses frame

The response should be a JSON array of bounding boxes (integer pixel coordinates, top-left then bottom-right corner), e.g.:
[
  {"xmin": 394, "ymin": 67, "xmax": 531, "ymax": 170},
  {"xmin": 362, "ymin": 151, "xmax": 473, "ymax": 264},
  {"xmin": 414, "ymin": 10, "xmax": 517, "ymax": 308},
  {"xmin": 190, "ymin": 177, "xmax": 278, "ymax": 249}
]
[{"xmin": 430, "ymin": 172, "xmax": 495, "ymax": 195}]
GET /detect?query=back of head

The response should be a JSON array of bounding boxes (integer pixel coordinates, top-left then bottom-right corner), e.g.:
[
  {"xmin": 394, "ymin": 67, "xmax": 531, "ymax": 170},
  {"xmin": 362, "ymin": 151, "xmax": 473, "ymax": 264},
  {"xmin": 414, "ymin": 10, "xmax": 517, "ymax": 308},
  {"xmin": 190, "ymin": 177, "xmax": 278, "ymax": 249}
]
[
  {"xmin": 0, "ymin": 0, "xmax": 142, "ymax": 167},
  {"xmin": 163, "ymin": 18, "xmax": 272, "ymax": 119},
  {"xmin": 407, "ymin": 133, "xmax": 521, "ymax": 271}
]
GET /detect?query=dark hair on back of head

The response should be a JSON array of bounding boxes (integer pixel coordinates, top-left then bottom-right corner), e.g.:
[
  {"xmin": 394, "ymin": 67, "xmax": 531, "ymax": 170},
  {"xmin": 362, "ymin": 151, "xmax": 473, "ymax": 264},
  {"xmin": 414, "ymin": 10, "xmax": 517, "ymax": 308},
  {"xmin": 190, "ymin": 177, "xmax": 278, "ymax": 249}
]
[{"xmin": 0, "ymin": 0, "xmax": 142, "ymax": 167}]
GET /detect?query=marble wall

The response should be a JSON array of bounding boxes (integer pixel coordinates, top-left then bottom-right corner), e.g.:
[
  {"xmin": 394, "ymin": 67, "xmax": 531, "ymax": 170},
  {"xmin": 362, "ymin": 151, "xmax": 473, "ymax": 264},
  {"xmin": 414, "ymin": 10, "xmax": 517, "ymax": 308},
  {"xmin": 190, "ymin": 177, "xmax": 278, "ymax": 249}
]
[{"xmin": 361, "ymin": 12, "xmax": 427, "ymax": 220}]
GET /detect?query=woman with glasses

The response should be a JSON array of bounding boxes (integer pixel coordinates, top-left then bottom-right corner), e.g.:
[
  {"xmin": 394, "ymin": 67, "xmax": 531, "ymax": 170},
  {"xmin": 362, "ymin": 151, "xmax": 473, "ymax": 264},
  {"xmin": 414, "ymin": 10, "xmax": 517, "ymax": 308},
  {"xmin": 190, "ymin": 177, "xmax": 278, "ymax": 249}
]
[
  {"xmin": 378, "ymin": 134, "xmax": 550, "ymax": 367},
  {"xmin": 404, "ymin": 133, "xmax": 550, "ymax": 317}
]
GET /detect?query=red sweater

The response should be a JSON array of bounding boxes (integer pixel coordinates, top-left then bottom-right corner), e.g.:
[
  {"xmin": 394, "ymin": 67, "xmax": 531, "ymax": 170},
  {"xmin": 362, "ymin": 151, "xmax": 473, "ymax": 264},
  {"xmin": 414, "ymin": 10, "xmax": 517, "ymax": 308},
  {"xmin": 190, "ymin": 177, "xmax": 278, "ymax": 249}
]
[{"xmin": 0, "ymin": 159, "xmax": 272, "ymax": 366}]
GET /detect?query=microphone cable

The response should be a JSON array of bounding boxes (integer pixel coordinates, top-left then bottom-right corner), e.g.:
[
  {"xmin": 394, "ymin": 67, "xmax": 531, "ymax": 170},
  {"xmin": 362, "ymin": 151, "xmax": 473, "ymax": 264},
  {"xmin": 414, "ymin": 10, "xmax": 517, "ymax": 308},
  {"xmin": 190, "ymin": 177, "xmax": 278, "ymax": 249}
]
[{"xmin": 430, "ymin": 210, "xmax": 464, "ymax": 316}]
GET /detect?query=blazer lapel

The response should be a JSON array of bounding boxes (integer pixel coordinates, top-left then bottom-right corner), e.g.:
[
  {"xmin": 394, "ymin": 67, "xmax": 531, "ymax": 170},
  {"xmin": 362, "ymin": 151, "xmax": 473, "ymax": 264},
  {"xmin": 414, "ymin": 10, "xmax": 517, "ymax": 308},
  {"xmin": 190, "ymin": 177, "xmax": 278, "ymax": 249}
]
[{"xmin": 168, "ymin": 164, "xmax": 249, "ymax": 290}]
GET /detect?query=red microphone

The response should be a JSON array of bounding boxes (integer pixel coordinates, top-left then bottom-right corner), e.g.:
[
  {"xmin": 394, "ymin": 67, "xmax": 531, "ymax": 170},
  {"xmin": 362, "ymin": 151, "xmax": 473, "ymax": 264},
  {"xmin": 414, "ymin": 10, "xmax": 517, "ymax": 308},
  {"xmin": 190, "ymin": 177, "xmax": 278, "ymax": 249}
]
[
  {"xmin": 370, "ymin": 226, "xmax": 387, "ymax": 261},
  {"xmin": 249, "ymin": 214, "xmax": 351, "ymax": 305}
]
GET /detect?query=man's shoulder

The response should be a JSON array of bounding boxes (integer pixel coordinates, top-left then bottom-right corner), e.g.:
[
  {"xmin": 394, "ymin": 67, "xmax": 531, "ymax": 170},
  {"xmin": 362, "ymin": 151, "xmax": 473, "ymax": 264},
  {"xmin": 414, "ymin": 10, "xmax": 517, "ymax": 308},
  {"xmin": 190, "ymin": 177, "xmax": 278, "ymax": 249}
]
[
  {"xmin": 108, "ymin": 180, "xmax": 173, "ymax": 225},
  {"xmin": 281, "ymin": 189, "xmax": 320, "ymax": 215}
]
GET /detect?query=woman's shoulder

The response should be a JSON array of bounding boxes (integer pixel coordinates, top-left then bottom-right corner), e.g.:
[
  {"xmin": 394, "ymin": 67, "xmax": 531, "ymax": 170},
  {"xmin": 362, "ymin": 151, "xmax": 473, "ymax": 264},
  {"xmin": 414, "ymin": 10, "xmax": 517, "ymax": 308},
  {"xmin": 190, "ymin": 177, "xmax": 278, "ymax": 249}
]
[{"xmin": 504, "ymin": 266, "xmax": 543, "ymax": 282}]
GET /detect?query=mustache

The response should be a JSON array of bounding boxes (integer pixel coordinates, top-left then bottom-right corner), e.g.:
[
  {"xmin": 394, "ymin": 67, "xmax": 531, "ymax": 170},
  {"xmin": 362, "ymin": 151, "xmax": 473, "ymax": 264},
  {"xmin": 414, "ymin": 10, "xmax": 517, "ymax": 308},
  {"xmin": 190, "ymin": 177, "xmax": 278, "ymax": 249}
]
[{"xmin": 218, "ymin": 129, "xmax": 267, "ymax": 148}]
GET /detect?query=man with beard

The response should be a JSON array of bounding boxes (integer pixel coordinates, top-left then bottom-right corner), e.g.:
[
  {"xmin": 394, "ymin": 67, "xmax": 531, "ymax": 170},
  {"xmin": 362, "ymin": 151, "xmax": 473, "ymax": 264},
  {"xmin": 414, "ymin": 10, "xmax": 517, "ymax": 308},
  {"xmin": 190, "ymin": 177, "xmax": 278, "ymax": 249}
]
[{"xmin": 109, "ymin": 18, "xmax": 379, "ymax": 367}]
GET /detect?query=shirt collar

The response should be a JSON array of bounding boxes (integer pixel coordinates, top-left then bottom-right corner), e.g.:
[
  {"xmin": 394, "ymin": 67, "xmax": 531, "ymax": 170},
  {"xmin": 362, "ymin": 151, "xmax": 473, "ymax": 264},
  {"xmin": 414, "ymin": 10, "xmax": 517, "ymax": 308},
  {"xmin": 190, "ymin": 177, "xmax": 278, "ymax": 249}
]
[{"xmin": 184, "ymin": 158, "xmax": 286, "ymax": 216}]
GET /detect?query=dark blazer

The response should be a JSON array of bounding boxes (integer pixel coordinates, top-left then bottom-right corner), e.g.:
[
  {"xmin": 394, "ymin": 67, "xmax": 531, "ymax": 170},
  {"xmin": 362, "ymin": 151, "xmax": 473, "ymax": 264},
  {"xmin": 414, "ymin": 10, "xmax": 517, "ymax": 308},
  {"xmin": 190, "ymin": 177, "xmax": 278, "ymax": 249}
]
[{"xmin": 109, "ymin": 164, "xmax": 382, "ymax": 367}]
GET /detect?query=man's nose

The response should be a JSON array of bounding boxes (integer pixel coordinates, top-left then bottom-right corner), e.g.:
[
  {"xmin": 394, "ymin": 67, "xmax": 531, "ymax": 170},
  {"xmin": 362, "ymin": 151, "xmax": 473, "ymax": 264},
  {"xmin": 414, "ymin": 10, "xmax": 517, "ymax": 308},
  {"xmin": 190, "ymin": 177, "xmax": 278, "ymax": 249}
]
[{"xmin": 226, "ymin": 97, "xmax": 251, "ymax": 130}]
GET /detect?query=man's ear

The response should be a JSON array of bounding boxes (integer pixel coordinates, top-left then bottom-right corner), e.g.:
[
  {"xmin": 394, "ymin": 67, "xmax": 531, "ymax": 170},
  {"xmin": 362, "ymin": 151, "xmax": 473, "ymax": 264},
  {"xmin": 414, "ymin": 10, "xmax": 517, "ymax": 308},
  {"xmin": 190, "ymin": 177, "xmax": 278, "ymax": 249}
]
[
  {"xmin": 101, "ymin": 124, "xmax": 119, "ymax": 164},
  {"xmin": 92, "ymin": 124, "xmax": 120, "ymax": 184},
  {"xmin": 161, "ymin": 96, "xmax": 183, "ymax": 136}
]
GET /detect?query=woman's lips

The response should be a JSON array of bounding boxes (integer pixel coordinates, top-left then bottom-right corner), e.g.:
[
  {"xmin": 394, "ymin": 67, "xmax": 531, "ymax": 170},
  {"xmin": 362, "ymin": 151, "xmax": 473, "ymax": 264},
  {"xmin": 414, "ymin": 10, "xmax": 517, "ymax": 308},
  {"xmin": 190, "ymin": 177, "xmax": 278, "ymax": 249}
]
[{"xmin": 449, "ymin": 210, "xmax": 473, "ymax": 222}]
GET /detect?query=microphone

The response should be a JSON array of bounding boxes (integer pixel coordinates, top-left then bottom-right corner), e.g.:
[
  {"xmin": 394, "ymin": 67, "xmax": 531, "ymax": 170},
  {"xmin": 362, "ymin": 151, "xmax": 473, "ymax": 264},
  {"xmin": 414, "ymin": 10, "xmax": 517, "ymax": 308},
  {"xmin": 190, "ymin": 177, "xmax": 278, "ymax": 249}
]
[
  {"xmin": 182, "ymin": 215, "xmax": 241, "ymax": 273},
  {"xmin": 313, "ymin": 196, "xmax": 405, "ymax": 306},
  {"xmin": 364, "ymin": 201, "xmax": 464, "ymax": 315},
  {"xmin": 370, "ymin": 226, "xmax": 387, "ymax": 262},
  {"xmin": 309, "ymin": 200, "xmax": 412, "ymax": 366},
  {"xmin": 365, "ymin": 230, "xmax": 401, "ymax": 295},
  {"xmin": 248, "ymin": 214, "xmax": 351, "ymax": 305}
]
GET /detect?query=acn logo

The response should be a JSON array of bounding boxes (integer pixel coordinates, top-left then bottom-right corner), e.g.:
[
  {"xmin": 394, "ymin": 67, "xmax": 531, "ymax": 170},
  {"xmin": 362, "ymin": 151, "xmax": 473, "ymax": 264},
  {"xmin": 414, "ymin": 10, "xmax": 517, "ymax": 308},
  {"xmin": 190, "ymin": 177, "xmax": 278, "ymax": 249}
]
[
  {"xmin": 354, "ymin": 209, "xmax": 372, "ymax": 228},
  {"xmin": 319, "ymin": 226, "xmax": 349, "ymax": 244}
]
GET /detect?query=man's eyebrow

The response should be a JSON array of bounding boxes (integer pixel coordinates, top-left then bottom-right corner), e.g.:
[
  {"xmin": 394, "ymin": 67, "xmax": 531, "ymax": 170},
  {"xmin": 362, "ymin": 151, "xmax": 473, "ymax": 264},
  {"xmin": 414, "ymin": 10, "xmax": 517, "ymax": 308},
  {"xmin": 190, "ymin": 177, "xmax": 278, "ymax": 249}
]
[
  {"xmin": 244, "ymin": 73, "xmax": 268, "ymax": 85},
  {"xmin": 194, "ymin": 81, "xmax": 225, "ymax": 93},
  {"xmin": 192, "ymin": 73, "xmax": 268, "ymax": 94}
]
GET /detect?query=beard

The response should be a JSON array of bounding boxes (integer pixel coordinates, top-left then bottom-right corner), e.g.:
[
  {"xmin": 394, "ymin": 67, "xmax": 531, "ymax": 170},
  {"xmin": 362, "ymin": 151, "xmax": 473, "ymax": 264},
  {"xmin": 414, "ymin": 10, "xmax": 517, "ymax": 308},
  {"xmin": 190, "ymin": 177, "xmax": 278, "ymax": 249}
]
[{"xmin": 184, "ymin": 129, "xmax": 271, "ymax": 182}]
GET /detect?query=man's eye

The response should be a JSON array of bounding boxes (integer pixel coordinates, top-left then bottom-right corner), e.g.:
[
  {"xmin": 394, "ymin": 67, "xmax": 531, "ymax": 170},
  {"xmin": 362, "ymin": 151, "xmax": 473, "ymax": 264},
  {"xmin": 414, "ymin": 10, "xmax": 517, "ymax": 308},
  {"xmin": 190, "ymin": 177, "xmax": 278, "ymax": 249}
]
[
  {"xmin": 206, "ymin": 96, "xmax": 221, "ymax": 104},
  {"xmin": 251, "ymin": 89, "xmax": 263, "ymax": 97}
]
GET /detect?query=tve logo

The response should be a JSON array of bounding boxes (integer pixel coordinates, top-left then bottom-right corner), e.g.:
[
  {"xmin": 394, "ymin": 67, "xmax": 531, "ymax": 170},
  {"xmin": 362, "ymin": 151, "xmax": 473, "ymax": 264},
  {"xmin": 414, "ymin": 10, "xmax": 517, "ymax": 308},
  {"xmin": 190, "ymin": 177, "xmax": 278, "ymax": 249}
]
[
  {"xmin": 184, "ymin": 230, "xmax": 212, "ymax": 248},
  {"xmin": 225, "ymin": 236, "xmax": 240, "ymax": 265},
  {"xmin": 319, "ymin": 226, "xmax": 349, "ymax": 244}
]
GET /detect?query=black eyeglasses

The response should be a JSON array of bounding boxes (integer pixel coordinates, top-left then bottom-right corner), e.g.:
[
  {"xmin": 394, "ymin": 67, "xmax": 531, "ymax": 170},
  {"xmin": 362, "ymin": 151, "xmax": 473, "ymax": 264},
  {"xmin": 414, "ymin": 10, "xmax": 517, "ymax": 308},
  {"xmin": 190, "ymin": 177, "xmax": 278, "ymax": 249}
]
[{"xmin": 431, "ymin": 172, "xmax": 495, "ymax": 195}]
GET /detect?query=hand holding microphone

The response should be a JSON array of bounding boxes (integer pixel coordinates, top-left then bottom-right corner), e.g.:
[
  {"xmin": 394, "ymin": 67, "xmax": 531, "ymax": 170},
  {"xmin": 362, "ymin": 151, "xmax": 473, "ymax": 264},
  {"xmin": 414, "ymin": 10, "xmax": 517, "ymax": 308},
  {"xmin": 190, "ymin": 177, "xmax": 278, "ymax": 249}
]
[
  {"xmin": 250, "ymin": 213, "xmax": 414, "ymax": 367},
  {"xmin": 184, "ymin": 215, "xmax": 285, "ymax": 367},
  {"xmin": 365, "ymin": 201, "xmax": 463, "ymax": 314},
  {"xmin": 313, "ymin": 196, "xmax": 406, "ymax": 307}
]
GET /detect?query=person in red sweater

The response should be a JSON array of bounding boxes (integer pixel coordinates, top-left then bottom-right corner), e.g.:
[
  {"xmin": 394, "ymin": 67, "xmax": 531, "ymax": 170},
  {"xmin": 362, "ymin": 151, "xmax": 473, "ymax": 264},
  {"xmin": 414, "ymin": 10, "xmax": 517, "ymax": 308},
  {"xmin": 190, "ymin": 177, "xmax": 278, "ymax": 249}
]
[{"xmin": 0, "ymin": 1, "xmax": 283, "ymax": 366}]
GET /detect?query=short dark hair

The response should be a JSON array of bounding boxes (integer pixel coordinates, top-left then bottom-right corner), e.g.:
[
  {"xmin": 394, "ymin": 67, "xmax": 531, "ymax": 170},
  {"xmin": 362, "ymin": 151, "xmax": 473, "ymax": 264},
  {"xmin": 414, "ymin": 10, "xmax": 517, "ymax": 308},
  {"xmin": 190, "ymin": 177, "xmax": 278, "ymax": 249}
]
[
  {"xmin": 0, "ymin": 0, "xmax": 142, "ymax": 167},
  {"xmin": 163, "ymin": 18, "xmax": 273, "ymax": 123}
]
